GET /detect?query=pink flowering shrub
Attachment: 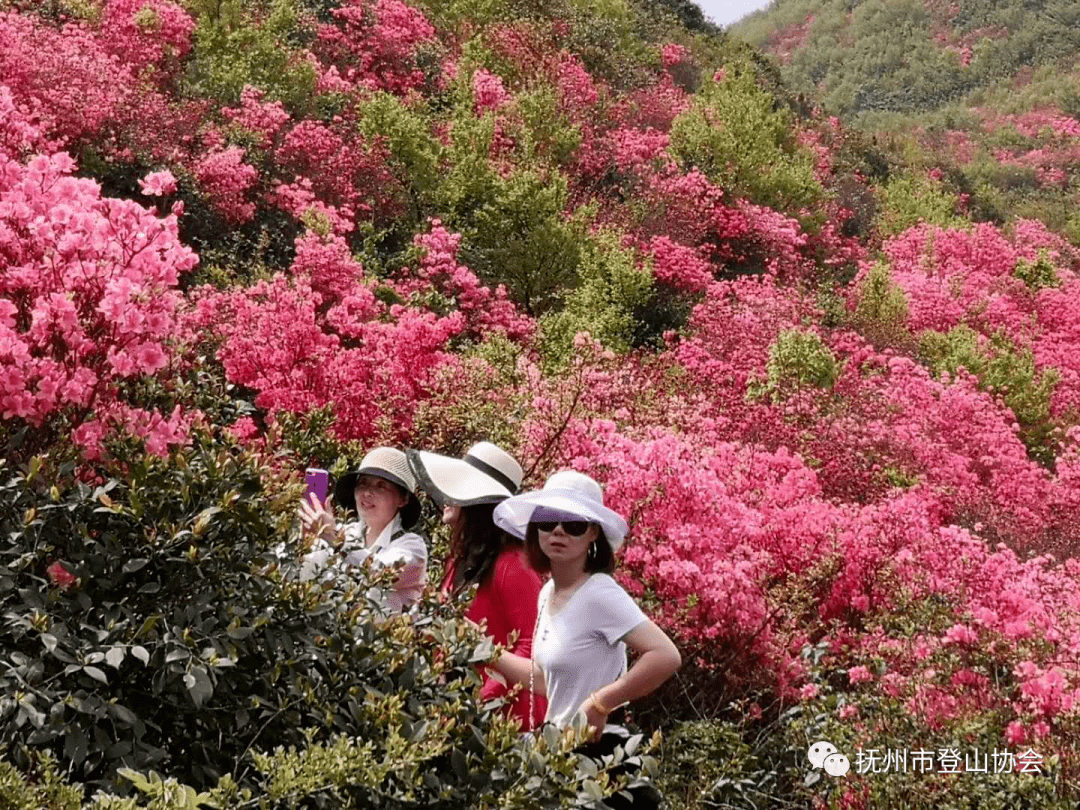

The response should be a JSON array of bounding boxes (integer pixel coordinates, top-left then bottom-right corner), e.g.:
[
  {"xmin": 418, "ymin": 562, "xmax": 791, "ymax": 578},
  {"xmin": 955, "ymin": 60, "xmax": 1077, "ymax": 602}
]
[
  {"xmin": 221, "ymin": 85, "xmax": 291, "ymax": 150},
  {"xmin": 192, "ymin": 146, "xmax": 260, "ymax": 223},
  {"xmin": 100, "ymin": 0, "xmax": 195, "ymax": 75},
  {"xmin": 0, "ymin": 84, "xmax": 47, "ymax": 158},
  {"xmin": 873, "ymin": 221, "xmax": 1080, "ymax": 421},
  {"xmin": 316, "ymin": 0, "xmax": 437, "ymax": 95},
  {"xmin": 646, "ymin": 237, "xmax": 713, "ymax": 293},
  {"xmin": 660, "ymin": 43, "xmax": 690, "ymax": 69},
  {"xmin": 506, "ymin": 327, "xmax": 1080, "ymax": 762},
  {"xmin": 0, "ymin": 12, "xmax": 133, "ymax": 149},
  {"xmin": 0, "ymin": 150, "xmax": 197, "ymax": 458},
  {"xmin": 405, "ymin": 221, "xmax": 534, "ymax": 341},
  {"xmin": 139, "ymin": 168, "xmax": 177, "ymax": 196},
  {"xmin": 184, "ymin": 231, "xmax": 472, "ymax": 442},
  {"xmin": 472, "ymin": 69, "xmax": 509, "ymax": 113},
  {"xmin": 1, "ymin": 0, "xmax": 1079, "ymax": 795}
]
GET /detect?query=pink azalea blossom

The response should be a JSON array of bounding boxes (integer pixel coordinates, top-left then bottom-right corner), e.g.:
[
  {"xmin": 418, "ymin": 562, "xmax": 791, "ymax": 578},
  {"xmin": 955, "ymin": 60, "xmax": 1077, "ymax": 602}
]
[{"xmin": 139, "ymin": 169, "xmax": 178, "ymax": 196}]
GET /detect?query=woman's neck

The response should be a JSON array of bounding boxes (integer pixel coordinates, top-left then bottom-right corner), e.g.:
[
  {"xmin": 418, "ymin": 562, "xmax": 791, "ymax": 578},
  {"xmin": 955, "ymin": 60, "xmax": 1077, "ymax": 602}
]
[
  {"xmin": 549, "ymin": 560, "xmax": 589, "ymax": 591},
  {"xmin": 365, "ymin": 516, "xmax": 395, "ymax": 546}
]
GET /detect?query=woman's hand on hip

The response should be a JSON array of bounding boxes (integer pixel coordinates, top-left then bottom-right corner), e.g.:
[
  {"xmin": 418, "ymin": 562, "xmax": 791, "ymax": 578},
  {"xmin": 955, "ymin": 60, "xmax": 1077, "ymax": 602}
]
[{"xmin": 581, "ymin": 695, "xmax": 610, "ymax": 739}]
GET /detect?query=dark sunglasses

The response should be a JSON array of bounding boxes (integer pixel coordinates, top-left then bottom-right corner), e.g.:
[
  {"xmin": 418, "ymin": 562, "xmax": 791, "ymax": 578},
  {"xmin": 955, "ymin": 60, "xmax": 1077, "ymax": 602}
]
[{"xmin": 531, "ymin": 519, "xmax": 591, "ymax": 537}]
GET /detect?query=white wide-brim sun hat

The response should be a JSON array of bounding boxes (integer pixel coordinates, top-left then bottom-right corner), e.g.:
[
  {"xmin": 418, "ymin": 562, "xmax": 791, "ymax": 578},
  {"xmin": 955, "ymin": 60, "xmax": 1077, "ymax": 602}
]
[
  {"xmin": 407, "ymin": 441, "xmax": 524, "ymax": 508},
  {"xmin": 493, "ymin": 470, "xmax": 629, "ymax": 551}
]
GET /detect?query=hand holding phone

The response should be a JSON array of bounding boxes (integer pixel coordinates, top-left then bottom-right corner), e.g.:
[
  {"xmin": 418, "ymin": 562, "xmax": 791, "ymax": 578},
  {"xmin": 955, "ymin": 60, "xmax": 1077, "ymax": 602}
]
[
  {"xmin": 299, "ymin": 468, "xmax": 333, "ymax": 546},
  {"xmin": 305, "ymin": 468, "xmax": 329, "ymax": 502}
]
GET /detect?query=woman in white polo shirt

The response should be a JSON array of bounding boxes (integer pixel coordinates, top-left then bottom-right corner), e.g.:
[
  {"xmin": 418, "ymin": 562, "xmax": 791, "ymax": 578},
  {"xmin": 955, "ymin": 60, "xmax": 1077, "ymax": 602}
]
[
  {"xmin": 489, "ymin": 470, "xmax": 680, "ymax": 805},
  {"xmin": 297, "ymin": 447, "xmax": 427, "ymax": 612}
]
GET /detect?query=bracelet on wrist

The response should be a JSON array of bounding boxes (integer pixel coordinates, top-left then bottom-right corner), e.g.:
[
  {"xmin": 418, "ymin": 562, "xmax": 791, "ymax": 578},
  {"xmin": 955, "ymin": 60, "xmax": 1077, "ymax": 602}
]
[{"xmin": 589, "ymin": 692, "xmax": 613, "ymax": 715}]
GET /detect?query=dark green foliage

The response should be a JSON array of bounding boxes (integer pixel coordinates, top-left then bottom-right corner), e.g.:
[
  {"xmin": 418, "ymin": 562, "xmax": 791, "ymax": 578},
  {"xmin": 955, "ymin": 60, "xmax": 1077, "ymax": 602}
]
[
  {"xmin": 451, "ymin": 168, "xmax": 589, "ymax": 315},
  {"xmin": 1, "ymin": 440, "xmax": 301, "ymax": 791},
  {"xmin": 1014, "ymin": 252, "xmax": 1061, "ymax": 291},
  {"xmin": 748, "ymin": 328, "xmax": 840, "ymax": 402},
  {"xmin": 876, "ymin": 171, "xmax": 966, "ymax": 237},
  {"xmin": 0, "ymin": 436, "xmax": 664, "ymax": 806},
  {"xmin": 629, "ymin": 285, "xmax": 699, "ymax": 349},
  {"xmin": 538, "ymin": 231, "xmax": 653, "ymax": 361},
  {"xmin": 655, "ymin": 709, "xmax": 813, "ymax": 810},
  {"xmin": 850, "ymin": 261, "xmax": 911, "ymax": 348},
  {"xmin": 641, "ymin": 0, "xmax": 719, "ymax": 35},
  {"xmin": 0, "ymin": 755, "xmax": 83, "ymax": 810},
  {"xmin": 179, "ymin": 203, "xmax": 304, "ymax": 291}
]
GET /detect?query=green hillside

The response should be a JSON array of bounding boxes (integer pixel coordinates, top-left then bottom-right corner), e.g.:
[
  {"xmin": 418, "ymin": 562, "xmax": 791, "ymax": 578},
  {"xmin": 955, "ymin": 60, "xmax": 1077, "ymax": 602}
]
[{"xmin": 732, "ymin": 0, "xmax": 1080, "ymax": 117}]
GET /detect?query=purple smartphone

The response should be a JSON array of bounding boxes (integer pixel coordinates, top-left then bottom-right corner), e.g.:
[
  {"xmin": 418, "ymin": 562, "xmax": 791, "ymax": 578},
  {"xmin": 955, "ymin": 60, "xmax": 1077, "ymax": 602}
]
[{"xmin": 305, "ymin": 468, "xmax": 329, "ymax": 503}]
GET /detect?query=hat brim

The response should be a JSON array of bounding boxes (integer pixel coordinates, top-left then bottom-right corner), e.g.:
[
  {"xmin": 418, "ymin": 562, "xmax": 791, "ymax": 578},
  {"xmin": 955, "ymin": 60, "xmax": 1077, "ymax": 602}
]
[
  {"xmin": 335, "ymin": 469, "xmax": 422, "ymax": 530},
  {"xmin": 408, "ymin": 449, "xmax": 514, "ymax": 507},
  {"xmin": 492, "ymin": 488, "xmax": 628, "ymax": 550}
]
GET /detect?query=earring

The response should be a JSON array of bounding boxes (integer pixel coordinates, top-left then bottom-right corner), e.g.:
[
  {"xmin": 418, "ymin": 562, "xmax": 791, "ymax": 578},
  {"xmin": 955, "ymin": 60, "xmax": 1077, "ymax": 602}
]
[{"xmin": 588, "ymin": 542, "xmax": 597, "ymax": 561}]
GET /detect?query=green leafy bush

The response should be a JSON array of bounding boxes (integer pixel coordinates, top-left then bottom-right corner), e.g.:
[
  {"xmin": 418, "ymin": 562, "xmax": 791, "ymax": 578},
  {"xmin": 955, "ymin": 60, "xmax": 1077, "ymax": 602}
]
[
  {"xmin": 1013, "ymin": 252, "xmax": 1061, "ymax": 290},
  {"xmin": 875, "ymin": 172, "xmax": 967, "ymax": 237},
  {"xmin": 450, "ymin": 167, "xmax": 590, "ymax": 315},
  {"xmin": 668, "ymin": 68, "xmax": 823, "ymax": 215},
  {"xmin": 749, "ymin": 328, "xmax": 840, "ymax": 402},
  {"xmin": 184, "ymin": 0, "xmax": 318, "ymax": 109},
  {"xmin": 539, "ymin": 231, "xmax": 654, "ymax": 363},
  {"xmin": 850, "ymin": 261, "xmax": 912, "ymax": 349},
  {"xmin": 0, "ymin": 434, "xmax": 665, "ymax": 807}
]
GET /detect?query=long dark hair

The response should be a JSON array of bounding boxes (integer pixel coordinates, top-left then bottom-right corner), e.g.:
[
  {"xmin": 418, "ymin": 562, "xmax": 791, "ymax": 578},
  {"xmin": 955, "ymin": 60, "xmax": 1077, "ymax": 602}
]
[{"xmin": 449, "ymin": 502, "xmax": 518, "ymax": 594}]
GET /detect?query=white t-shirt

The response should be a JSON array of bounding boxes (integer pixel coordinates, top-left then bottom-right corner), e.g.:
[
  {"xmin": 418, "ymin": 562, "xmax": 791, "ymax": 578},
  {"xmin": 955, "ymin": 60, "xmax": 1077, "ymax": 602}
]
[
  {"xmin": 533, "ymin": 573, "xmax": 647, "ymax": 730},
  {"xmin": 300, "ymin": 514, "xmax": 427, "ymax": 612}
]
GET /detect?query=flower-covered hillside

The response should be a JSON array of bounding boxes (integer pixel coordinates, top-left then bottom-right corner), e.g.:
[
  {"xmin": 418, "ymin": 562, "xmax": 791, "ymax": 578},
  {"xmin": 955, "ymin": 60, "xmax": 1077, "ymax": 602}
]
[{"xmin": 1, "ymin": 0, "xmax": 1080, "ymax": 808}]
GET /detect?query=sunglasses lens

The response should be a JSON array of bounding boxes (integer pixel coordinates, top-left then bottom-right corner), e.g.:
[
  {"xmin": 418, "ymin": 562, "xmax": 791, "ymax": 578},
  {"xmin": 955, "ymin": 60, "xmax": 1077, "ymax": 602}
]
[{"xmin": 532, "ymin": 520, "xmax": 591, "ymax": 536}]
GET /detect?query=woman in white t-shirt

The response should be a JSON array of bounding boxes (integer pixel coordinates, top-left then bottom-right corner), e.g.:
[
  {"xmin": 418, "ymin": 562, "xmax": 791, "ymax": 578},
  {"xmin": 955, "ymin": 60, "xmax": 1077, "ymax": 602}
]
[
  {"xmin": 489, "ymin": 470, "xmax": 681, "ymax": 743},
  {"xmin": 297, "ymin": 447, "xmax": 427, "ymax": 612}
]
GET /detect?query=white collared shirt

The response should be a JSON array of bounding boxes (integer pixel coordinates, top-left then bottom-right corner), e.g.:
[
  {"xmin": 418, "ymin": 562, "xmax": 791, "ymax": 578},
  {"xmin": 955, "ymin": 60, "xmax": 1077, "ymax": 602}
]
[{"xmin": 299, "ymin": 514, "xmax": 427, "ymax": 612}]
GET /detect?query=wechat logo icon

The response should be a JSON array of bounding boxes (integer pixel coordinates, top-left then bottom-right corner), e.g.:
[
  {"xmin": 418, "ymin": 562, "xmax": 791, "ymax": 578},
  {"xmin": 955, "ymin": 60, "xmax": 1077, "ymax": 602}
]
[{"xmin": 808, "ymin": 741, "xmax": 850, "ymax": 777}]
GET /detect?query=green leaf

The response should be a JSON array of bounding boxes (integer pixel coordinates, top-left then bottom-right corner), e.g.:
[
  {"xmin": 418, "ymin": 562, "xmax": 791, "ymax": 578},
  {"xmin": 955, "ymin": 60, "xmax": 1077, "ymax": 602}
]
[
  {"xmin": 186, "ymin": 666, "xmax": 214, "ymax": 707},
  {"xmin": 64, "ymin": 726, "xmax": 89, "ymax": 764},
  {"xmin": 131, "ymin": 645, "xmax": 150, "ymax": 665},
  {"xmin": 108, "ymin": 703, "xmax": 139, "ymax": 726},
  {"xmin": 118, "ymin": 767, "xmax": 153, "ymax": 792},
  {"xmin": 123, "ymin": 558, "xmax": 150, "ymax": 574},
  {"xmin": 583, "ymin": 779, "xmax": 605, "ymax": 800},
  {"xmin": 106, "ymin": 646, "xmax": 125, "ymax": 669},
  {"xmin": 451, "ymin": 748, "xmax": 468, "ymax": 780},
  {"xmin": 134, "ymin": 615, "xmax": 161, "ymax": 639},
  {"xmin": 83, "ymin": 665, "xmax": 108, "ymax": 684}
]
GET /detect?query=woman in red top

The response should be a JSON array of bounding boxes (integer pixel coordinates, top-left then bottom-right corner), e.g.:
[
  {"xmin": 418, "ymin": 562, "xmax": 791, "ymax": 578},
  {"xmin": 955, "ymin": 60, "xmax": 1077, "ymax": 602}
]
[{"xmin": 408, "ymin": 442, "xmax": 546, "ymax": 728}]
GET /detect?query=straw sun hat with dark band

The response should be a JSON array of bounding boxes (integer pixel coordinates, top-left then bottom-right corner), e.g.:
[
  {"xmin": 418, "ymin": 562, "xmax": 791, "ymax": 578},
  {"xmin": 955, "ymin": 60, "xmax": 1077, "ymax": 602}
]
[
  {"xmin": 407, "ymin": 442, "xmax": 524, "ymax": 509},
  {"xmin": 335, "ymin": 447, "xmax": 422, "ymax": 529}
]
